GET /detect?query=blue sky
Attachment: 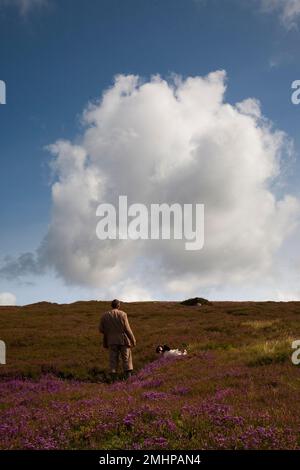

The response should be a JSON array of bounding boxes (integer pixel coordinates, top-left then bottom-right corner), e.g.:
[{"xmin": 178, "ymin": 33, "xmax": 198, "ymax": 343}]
[{"xmin": 1, "ymin": 0, "xmax": 300, "ymax": 305}]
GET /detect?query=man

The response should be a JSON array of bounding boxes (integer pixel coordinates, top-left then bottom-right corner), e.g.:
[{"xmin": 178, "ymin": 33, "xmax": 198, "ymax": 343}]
[{"xmin": 99, "ymin": 299, "xmax": 136, "ymax": 379}]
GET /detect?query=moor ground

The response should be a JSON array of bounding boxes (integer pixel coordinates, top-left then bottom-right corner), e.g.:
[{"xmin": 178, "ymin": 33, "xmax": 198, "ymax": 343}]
[
  {"xmin": 0, "ymin": 301, "xmax": 300, "ymax": 449},
  {"xmin": 1, "ymin": 300, "xmax": 300, "ymax": 380}
]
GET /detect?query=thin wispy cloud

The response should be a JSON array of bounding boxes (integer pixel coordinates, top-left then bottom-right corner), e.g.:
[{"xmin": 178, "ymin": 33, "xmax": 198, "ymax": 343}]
[
  {"xmin": 268, "ymin": 51, "xmax": 293, "ymax": 68},
  {"xmin": 192, "ymin": 1, "xmax": 300, "ymax": 31},
  {"xmin": 260, "ymin": 0, "xmax": 300, "ymax": 30},
  {"xmin": 0, "ymin": 253, "xmax": 43, "ymax": 280},
  {"xmin": 0, "ymin": 0, "xmax": 47, "ymax": 16}
]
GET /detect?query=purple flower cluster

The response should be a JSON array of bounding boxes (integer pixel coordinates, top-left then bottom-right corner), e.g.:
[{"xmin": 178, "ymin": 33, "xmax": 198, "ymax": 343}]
[
  {"xmin": 0, "ymin": 353, "xmax": 299, "ymax": 450},
  {"xmin": 142, "ymin": 391, "xmax": 170, "ymax": 400}
]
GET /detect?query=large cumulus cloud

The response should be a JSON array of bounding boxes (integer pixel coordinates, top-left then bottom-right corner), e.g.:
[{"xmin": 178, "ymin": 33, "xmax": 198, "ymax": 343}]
[{"xmin": 33, "ymin": 71, "xmax": 299, "ymax": 298}]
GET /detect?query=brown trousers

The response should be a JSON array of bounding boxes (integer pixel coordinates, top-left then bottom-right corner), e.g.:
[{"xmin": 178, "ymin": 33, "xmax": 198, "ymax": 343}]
[{"xmin": 108, "ymin": 345, "xmax": 133, "ymax": 373}]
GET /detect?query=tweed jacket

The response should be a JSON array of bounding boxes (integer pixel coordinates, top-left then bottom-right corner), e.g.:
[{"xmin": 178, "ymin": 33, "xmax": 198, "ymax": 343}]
[{"xmin": 99, "ymin": 309, "xmax": 136, "ymax": 348}]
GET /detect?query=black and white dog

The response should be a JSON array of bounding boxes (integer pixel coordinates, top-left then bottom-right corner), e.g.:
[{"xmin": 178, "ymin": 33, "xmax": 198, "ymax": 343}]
[{"xmin": 156, "ymin": 344, "xmax": 187, "ymax": 357}]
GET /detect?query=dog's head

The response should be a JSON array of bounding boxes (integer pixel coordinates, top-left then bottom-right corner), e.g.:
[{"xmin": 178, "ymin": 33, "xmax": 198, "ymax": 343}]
[{"xmin": 156, "ymin": 344, "xmax": 171, "ymax": 354}]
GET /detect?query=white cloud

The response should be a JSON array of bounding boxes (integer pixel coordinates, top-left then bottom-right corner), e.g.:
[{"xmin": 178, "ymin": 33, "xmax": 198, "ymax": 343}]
[
  {"xmin": 1, "ymin": 71, "xmax": 298, "ymax": 300},
  {"xmin": 275, "ymin": 290, "xmax": 300, "ymax": 301},
  {"xmin": 0, "ymin": 0, "xmax": 47, "ymax": 16},
  {"xmin": 31, "ymin": 71, "xmax": 299, "ymax": 300},
  {"xmin": 0, "ymin": 292, "xmax": 16, "ymax": 306},
  {"xmin": 260, "ymin": 0, "xmax": 300, "ymax": 30}
]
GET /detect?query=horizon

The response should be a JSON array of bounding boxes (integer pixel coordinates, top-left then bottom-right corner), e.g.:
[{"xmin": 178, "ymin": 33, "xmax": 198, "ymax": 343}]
[{"xmin": 1, "ymin": 297, "xmax": 300, "ymax": 308}]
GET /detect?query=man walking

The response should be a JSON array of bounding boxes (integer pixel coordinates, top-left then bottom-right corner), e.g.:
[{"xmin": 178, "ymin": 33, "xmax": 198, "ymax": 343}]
[{"xmin": 99, "ymin": 299, "xmax": 136, "ymax": 379}]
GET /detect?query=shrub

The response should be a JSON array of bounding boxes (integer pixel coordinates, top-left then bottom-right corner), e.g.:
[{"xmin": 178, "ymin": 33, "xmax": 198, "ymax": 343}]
[{"xmin": 181, "ymin": 297, "xmax": 212, "ymax": 306}]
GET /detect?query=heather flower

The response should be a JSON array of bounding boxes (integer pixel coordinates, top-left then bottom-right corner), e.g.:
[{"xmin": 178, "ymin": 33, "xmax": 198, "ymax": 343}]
[
  {"xmin": 142, "ymin": 391, "xmax": 169, "ymax": 400},
  {"xmin": 154, "ymin": 418, "xmax": 177, "ymax": 433},
  {"xmin": 142, "ymin": 437, "xmax": 168, "ymax": 449},
  {"xmin": 142, "ymin": 379, "xmax": 163, "ymax": 388},
  {"xmin": 172, "ymin": 386, "xmax": 190, "ymax": 395},
  {"xmin": 123, "ymin": 411, "xmax": 140, "ymax": 427},
  {"xmin": 0, "ymin": 341, "xmax": 299, "ymax": 451}
]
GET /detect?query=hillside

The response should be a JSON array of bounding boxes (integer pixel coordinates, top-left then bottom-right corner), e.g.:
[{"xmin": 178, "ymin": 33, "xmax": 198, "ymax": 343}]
[{"xmin": 0, "ymin": 300, "xmax": 300, "ymax": 449}]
